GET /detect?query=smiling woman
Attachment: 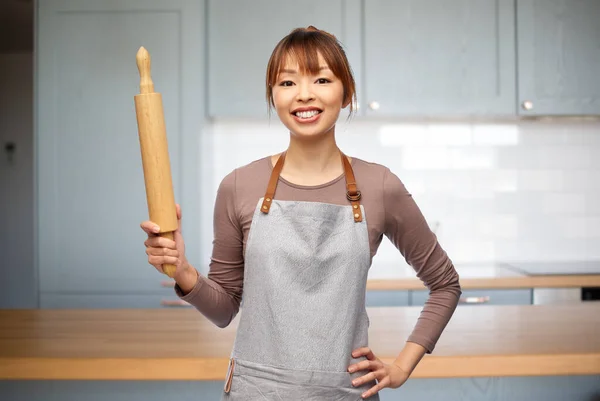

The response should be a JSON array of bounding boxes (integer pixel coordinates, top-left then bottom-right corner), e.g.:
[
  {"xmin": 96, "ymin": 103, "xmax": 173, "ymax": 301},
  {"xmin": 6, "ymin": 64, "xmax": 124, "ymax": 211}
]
[
  {"xmin": 140, "ymin": 25, "xmax": 462, "ymax": 401},
  {"xmin": 265, "ymin": 25, "xmax": 357, "ymax": 118}
]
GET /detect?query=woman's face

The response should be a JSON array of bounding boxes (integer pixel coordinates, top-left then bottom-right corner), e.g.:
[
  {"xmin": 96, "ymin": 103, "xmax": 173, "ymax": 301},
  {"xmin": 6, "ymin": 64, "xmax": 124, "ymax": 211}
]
[{"xmin": 272, "ymin": 52, "xmax": 346, "ymax": 140}]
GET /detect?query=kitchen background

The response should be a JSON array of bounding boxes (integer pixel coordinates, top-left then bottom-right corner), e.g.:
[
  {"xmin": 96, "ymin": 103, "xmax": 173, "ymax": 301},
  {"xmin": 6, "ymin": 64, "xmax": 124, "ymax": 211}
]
[
  {"xmin": 1, "ymin": 0, "xmax": 599, "ymax": 307},
  {"xmin": 1, "ymin": 1, "xmax": 599, "ymax": 400}
]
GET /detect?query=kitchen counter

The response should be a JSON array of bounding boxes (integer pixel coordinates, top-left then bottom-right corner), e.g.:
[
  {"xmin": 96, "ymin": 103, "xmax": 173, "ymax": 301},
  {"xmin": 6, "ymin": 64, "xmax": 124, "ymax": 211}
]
[
  {"xmin": 366, "ymin": 260, "xmax": 600, "ymax": 290},
  {"xmin": 1, "ymin": 304, "xmax": 598, "ymax": 380}
]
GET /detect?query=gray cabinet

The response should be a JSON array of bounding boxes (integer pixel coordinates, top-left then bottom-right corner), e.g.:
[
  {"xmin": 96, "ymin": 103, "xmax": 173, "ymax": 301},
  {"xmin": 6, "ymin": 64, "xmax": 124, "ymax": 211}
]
[
  {"xmin": 205, "ymin": 0, "xmax": 600, "ymax": 118},
  {"xmin": 411, "ymin": 289, "xmax": 533, "ymax": 306},
  {"xmin": 367, "ymin": 289, "xmax": 533, "ymax": 307},
  {"xmin": 366, "ymin": 290, "xmax": 410, "ymax": 307},
  {"xmin": 516, "ymin": 0, "xmax": 600, "ymax": 116},
  {"xmin": 4, "ymin": 375, "xmax": 600, "ymax": 401},
  {"xmin": 39, "ymin": 292, "xmax": 191, "ymax": 309},
  {"xmin": 36, "ymin": 0, "xmax": 204, "ymax": 307},
  {"xmin": 362, "ymin": 0, "xmax": 516, "ymax": 117},
  {"xmin": 206, "ymin": 0, "xmax": 361, "ymax": 118}
]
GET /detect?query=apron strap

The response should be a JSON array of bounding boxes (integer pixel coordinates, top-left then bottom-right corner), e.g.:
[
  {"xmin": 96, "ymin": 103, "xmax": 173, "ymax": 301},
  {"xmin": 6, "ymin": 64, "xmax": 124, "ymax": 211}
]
[
  {"xmin": 261, "ymin": 151, "xmax": 363, "ymax": 223},
  {"xmin": 260, "ymin": 151, "xmax": 286, "ymax": 213},
  {"xmin": 341, "ymin": 152, "xmax": 363, "ymax": 223}
]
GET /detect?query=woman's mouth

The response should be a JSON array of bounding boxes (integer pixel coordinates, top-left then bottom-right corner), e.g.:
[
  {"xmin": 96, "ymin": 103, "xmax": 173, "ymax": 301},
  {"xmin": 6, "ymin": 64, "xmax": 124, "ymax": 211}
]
[{"xmin": 292, "ymin": 109, "xmax": 322, "ymax": 123}]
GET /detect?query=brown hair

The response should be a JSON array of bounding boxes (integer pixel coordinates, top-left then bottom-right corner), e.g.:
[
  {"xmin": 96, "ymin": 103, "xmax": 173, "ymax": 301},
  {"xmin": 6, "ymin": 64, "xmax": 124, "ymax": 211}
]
[{"xmin": 265, "ymin": 26, "xmax": 357, "ymax": 117}]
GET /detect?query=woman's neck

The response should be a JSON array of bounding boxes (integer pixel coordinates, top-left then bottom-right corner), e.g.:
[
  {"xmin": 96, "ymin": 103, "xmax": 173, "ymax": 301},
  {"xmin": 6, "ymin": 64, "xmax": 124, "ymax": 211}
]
[{"xmin": 275, "ymin": 130, "xmax": 347, "ymax": 186}]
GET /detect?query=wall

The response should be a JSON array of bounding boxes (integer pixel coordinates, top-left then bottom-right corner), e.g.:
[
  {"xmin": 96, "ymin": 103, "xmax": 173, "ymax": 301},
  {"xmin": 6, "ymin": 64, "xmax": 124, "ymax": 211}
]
[
  {"xmin": 201, "ymin": 117, "xmax": 600, "ymax": 278},
  {"xmin": 0, "ymin": 52, "xmax": 37, "ymax": 307}
]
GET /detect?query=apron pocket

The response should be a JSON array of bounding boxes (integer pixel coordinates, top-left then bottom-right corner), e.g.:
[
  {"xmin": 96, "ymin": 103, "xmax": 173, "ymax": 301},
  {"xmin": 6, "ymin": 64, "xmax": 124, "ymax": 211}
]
[{"xmin": 223, "ymin": 358, "xmax": 380, "ymax": 401}]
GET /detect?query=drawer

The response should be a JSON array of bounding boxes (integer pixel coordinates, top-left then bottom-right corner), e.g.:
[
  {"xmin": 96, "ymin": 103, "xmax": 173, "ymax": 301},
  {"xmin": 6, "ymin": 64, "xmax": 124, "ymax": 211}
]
[
  {"xmin": 365, "ymin": 290, "xmax": 410, "ymax": 307},
  {"xmin": 410, "ymin": 289, "xmax": 533, "ymax": 306},
  {"xmin": 39, "ymin": 293, "xmax": 192, "ymax": 309}
]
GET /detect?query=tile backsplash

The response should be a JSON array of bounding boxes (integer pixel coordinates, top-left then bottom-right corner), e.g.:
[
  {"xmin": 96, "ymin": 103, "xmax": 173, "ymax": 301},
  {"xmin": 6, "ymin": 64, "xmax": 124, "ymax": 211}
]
[{"xmin": 199, "ymin": 117, "xmax": 600, "ymax": 277}]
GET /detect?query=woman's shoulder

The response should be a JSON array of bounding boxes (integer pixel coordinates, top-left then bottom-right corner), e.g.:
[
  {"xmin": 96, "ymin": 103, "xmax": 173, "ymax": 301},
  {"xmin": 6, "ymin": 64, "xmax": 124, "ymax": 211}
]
[
  {"xmin": 350, "ymin": 156, "xmax": 410, "ymax": 197},
  {"xmin": 220, "ymin": 155, "xmax": 271, "ymax": 180},
  {"xmin": 350, "ymin": 156, "xmax": 394, "ymax": 181},
  {"xmin": 217, "ymin": 155, "xmax": 273, "ymax": 196}
]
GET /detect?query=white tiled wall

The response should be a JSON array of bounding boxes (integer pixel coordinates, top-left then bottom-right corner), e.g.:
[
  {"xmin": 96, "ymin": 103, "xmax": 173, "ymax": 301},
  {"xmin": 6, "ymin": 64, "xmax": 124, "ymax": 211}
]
[{"xmin": 199, "ymin": 117, "xmax": 600, "ymax": 277}]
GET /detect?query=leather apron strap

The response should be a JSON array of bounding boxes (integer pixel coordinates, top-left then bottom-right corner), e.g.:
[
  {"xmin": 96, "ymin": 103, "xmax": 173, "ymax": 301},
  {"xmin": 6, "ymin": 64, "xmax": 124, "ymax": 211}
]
[{"xmin": 260, "ymin": 151, "xmax": 363, "ymax": 223}]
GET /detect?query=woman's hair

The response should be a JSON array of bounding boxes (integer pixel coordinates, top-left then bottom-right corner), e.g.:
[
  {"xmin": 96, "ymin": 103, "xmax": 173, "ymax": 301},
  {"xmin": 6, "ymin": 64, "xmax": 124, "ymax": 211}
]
[{"xmin": 265, "ymin": 26, "xmax": 357, "ymax": 117}]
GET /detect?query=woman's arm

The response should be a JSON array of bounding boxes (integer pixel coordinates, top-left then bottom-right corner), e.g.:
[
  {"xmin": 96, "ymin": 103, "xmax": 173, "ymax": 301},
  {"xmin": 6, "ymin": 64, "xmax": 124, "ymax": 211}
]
[
  {"xmin": 383, "ymin": 168, "xmax": 462, "ymax": 353},
  {"xmin": 174, "ymin": 169, "xmax": 245, "ymax": 329}
]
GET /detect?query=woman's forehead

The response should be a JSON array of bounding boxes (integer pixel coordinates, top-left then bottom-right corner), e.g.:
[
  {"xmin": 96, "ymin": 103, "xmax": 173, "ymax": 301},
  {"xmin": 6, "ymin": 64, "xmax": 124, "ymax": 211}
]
[{"xmin": 279, "ymin": 51, "xmax": 328, "ymax": 73}]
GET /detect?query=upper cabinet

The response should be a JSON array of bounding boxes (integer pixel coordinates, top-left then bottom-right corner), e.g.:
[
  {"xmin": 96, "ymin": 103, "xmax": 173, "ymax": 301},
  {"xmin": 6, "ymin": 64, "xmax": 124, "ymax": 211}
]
[
  {"xmin": 206, "ymin": 0, "xmax": 600, "ymax": 118},
  {"xmin": 516, "ymin": 0, "xmax": 600, "ymax": 116},
  {"xmin": 362, "ymin": 0, "xmax": 516, "ymax": 117},
  {"xmin": 207, "ymin": 0, "xmax": 359, "ymax": 118}
]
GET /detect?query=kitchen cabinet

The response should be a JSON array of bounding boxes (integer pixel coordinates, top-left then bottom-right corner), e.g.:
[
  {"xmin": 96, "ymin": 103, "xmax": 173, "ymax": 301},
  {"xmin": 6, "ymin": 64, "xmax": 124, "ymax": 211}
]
[
  {"xmin": 206, "ymin": 0, "xmax": 361, "ymax": 118},
  {"xmin": 36, "ymin": 0, "xmax": 204, "ymax": 307},
  {"xmin": 362, "ymin": 0, "xmax": 516, "ymax": 117},
  {"xmin": 39, "ymin": 293, "xmax": 191, "ymax": 309},
  {"xmin": 365, "ymin": 290, "xmax": 410, "ymax": 307},
  {"xmin": 205, "ymin": 0, "xmax": 600, "ymax": 118},
  {"xmin": 411, "ymin": 289, "xmax": 533, "ymax": 306},
  {"xmin": 367, "ymin": 289, "xmax": 533, "ymax": 307},
  {"xmin": 4, "ymin": 377, "xmax": 600, "ymax": 401},
  {"xmin": 516, "ymin": 0, "xmax": 600, "ymax": 116}
]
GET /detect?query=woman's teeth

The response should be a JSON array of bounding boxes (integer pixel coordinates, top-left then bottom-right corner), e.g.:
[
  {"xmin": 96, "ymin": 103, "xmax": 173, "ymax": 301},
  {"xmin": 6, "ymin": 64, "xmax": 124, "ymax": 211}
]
[{"xmin": 295, "ymin": 110, "xmax": 320, "ymax": 119}]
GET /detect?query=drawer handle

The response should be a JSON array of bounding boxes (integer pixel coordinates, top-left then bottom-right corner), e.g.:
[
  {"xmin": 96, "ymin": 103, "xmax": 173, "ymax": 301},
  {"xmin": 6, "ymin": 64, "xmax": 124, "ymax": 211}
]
[
  {"xmin": 160, "ymin": 299, "xmax": 190, "ymax": 307},
  {"xmin": 161, "ymin": 280, "xmax": 175, "ymax": 287},
  {"xmin": 459, "ymin": 296, "xmax": 490, "ymax": 304}
]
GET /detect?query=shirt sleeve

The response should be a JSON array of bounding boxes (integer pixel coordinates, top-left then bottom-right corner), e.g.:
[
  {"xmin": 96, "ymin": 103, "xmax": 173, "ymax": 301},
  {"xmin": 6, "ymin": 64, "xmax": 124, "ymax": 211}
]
[
  {"xmin": 174, "ymin": 169, "xmax": 244, "ymax": 328},
  {"xmin": 383, "ymin": 168, "xmax": 462, "ymax": 353}
]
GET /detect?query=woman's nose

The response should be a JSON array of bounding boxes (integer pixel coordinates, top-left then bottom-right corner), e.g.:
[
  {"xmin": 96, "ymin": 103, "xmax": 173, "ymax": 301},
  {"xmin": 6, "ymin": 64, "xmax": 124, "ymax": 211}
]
[{"xmin": 295, "ymin": 83, "xmax": 315, "ymax": 102}]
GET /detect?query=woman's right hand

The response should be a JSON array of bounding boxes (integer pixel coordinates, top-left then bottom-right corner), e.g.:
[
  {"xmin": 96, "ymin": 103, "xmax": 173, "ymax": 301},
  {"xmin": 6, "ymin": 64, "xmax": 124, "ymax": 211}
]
[{"xmin": 140, "ymin": 204, "xmax": 198, "ymax": 291}]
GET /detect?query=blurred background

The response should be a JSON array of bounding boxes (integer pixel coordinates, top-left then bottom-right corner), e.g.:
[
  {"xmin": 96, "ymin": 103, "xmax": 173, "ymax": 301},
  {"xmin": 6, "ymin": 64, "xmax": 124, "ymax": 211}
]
[
  {"xmin": 0, "ymin": 0, "xmax": 599, "ymax": 400},
  {"xmin": 3, "ymin": 0, "xmax": 599, "ymax": 307}
]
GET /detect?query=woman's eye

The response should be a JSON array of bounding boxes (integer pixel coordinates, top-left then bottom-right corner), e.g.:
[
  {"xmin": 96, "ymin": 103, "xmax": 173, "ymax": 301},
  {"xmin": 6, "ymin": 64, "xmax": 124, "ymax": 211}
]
[
  {"xmin": 279, "ymin": 81, "xmax": 294, "ymax": 87},
  {"xmin": 316, "ymin": 78, "xmax": 331, "ymax": 84}
]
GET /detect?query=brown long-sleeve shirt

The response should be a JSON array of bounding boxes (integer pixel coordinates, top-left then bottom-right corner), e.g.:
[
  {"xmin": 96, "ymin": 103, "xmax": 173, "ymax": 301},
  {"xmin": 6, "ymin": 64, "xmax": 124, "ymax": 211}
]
[{"xmin": 175, "ymin": 155, "xmax": 461, "ymax": 353}]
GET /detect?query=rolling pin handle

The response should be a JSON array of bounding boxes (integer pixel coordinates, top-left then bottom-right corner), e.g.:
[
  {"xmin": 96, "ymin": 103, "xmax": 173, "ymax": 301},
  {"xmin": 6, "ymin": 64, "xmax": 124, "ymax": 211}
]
[{"xmin": 136, "ymin": 46, "xmax": 155, "ymax": 94}]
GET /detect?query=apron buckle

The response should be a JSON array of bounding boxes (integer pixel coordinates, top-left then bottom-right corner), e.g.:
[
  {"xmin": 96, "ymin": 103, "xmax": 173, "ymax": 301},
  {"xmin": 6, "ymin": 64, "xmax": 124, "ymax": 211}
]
[{"xmin": 346, "ymin": 190, "xmax": 361, "ymax": 201}]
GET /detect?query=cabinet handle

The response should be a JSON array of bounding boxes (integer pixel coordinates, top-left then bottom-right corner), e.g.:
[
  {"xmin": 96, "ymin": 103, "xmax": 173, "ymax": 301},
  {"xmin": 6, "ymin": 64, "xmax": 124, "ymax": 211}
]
[
  {"xmin": 459, "ymin": 296, "xmax": 490, "ymax": 304},
  {"xmin": 521, "ymin": 100, "xmax": 533, "ymax": 110},
  {"xmin": 160, "ymin": 299, "xmax": 190, "ymax": 307},
  {"xmin": 368, "ymin": 101, "xmax": 380, "ymax": 111},
  {"xmin": 161, "ymin": 280, "xmax": 175, "ymax": 287}
]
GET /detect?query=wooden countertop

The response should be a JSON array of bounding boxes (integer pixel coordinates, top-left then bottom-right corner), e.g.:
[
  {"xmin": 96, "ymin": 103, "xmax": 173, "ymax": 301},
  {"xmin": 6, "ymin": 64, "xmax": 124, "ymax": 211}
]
[
  {"xmin": 366, "ymin": 261, "xmax": 600, "ymax": 290},
  {"xmin": 1, "ymin": 304, "xmax": 599, "ymax": 380}
]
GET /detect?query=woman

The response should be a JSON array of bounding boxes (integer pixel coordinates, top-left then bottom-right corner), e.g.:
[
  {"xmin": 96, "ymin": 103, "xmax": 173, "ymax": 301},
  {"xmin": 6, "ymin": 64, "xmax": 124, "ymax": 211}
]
[{"xmin": 141, "ymin": 26, "xmax": 461, "ymax": 400}]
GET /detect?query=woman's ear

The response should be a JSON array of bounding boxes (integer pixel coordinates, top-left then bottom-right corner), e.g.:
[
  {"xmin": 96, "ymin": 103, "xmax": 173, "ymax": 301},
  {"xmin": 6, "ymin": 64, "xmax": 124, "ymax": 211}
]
[{"xmin": 342, "ymin": 95, "xmax": 352, "ymax": 109}]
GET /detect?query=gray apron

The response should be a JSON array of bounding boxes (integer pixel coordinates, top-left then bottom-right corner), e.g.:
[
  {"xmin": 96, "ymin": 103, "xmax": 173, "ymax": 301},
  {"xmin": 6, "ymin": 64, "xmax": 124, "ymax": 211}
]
[{"xmin": 221, "ymin": 151, "xmax": 380, "ymax": 400}]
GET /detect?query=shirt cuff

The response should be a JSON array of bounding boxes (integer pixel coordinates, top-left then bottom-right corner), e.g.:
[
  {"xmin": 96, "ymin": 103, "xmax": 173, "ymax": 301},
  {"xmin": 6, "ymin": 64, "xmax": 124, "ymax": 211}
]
[
  {"xmin": 406, "ymin": 335, "xmax": 435, "ymax": 354},
  {"xmin": 173, "ymin": 270, "xmax": 205, "ymax": 303}
]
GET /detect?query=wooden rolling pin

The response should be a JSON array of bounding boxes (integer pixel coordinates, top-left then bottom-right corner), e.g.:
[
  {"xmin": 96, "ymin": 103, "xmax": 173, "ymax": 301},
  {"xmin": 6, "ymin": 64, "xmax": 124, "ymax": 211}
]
[{"xmin": 134, "ymin": 46, "xmax": 177, "ymax": 278}]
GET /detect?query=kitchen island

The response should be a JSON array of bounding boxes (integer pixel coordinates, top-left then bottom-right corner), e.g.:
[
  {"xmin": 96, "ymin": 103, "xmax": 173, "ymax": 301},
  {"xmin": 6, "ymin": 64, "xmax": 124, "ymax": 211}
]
[{"xmin": 1, "ymin": 304, "xmax": 599, "ymax": 400}]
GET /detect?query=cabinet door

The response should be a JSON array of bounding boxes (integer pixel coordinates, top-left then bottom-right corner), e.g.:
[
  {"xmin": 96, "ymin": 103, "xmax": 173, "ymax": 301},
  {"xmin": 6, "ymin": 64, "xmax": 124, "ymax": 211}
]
[
  {"xmin": 207, "ymin": 0, "xmax": 359, "ymax": 118},
  {"xmin": 411, "ymin": 289, "xmax": 533, "ymax": 306},
  {"xmin": 39, "ymin": 293, "xmax": 192, "ymax": 309},
  {"xmin": 365, "ymin": 290, "xmax": 410, "ymax": 307},
  {"xmin": 517, "ymin": 0, "xmax": 600, "ymax": 115},
  {"xmin": 363, "ymin": 0, "xmax": 516, "ymax": 117},
  {"xmin": 36, "ymin": 0, "xmax": 203, "ymax": 296}
]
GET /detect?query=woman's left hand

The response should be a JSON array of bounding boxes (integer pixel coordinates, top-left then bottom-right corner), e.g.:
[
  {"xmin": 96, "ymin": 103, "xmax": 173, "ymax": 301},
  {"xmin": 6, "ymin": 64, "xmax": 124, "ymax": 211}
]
[{"xmin": 347, "ymin": 347, "xmax": 410, "ymax": 399}]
